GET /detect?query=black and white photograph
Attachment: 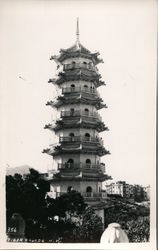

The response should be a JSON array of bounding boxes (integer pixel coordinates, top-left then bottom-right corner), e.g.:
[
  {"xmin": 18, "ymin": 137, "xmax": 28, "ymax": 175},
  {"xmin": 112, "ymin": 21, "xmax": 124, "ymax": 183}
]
[{"xmin": 0, "ymin": 0, "xmax": 157, "ymax": 249}]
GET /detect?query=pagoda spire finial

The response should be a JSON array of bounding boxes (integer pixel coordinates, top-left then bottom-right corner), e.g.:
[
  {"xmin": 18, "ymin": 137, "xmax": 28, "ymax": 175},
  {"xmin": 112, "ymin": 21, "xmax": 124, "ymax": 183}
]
[{"xmin": 76, "ymin": 17, "xmax": 80, "ymax": 43}]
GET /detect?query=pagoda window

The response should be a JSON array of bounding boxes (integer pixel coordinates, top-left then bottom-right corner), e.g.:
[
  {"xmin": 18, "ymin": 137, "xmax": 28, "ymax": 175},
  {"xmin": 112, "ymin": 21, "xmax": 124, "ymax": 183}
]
[
  {"xmin": 86, "ymin": 186, "xmax": 92, "ymax": 196},
  {"xmin": 67, "ymin": 158, "xmax": 74, "ymax": 163},
  {"xmin": 72, "ymin": 61, "xmax": 76, "ymax": 69},
  {"xmin": 83, "ymin": 84, "xmax": 88, "ymax": 92},
  {"xmin": 86, "ymin": 159, "xmax": 91, "ymax": 168},
  {"xmin": 90, "ymin": 85, "xmax": 95, "ymax": 93},
  {"xmin": 70, "ymin": 84, "xmax": 75, "ymax": 92},
  {"xmin": 83, "ymin": 61, "xmax": 88, "ymax": 69},
  {"xmin": 66, "ymin": 159, "xmax": 74, "ymax": 168},
  {"xmin": 69, "ymin": 132, "xmax": 75, "ymax": 141},
  {"xmin": 70, "ymin": 108, "xmax": 75, "ymax": 115},
  {"xmin": 84, "ymin": 108, "xmax": 89, "ymax": 116},
  {"xmin": 85, "ymin": 133, "xmax": 90, "ymax": 141}
]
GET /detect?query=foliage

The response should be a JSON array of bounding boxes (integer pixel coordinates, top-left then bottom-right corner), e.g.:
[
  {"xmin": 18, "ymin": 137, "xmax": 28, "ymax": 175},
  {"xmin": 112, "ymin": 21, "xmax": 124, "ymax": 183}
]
[
  {"xmin": 6, "ymin": 169, "xmax": 49, "ymax": 225},
  {"xmin": 25, "ymin": 168, "xmax": 40, "ymax": 182},
  {"xmin": 6, "ymin": 171, "xmax": 87, "ymax": 242},
  {"xmin": 52, "ymin": 190, "xmax": 87, "ymax": 217},
  {"xmin": 104, "ymin": 198, "xmax": 150, "ymax": 242},
  {"xmin": 125, "ymin": 216, "xmax": 150, "ymax": 242},
  {"xmin": 6, "ymin": 174, "xmax": 24, "ymax": 220},
  {"xmin": 73, "ymin": 207, "xmax": 103, "ymax": 243}
]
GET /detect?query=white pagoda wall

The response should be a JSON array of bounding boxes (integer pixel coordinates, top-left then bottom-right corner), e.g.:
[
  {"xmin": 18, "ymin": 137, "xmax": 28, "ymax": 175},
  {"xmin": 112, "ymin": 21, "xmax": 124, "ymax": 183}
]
[
  {"xmin": 57, "ymin": 104, "xmax": 97, "ymax": 113},
  {"xmin": 62, "ymin": 57, "xmax": 93, "ymax": 65},
  {"xmin": 56, "ymin": 128, "xmax": 99, "ymax": 137},
  {"xmin": 50, "ymin": 180, "xmax": 102, "ymax": 194},
  {"xmin": 54, "ymin": 154, "xmax": 100, "ymax": 165},
  {"xmin": 60, "ymin": 80, "xmax": 96, "ymax": 90}
]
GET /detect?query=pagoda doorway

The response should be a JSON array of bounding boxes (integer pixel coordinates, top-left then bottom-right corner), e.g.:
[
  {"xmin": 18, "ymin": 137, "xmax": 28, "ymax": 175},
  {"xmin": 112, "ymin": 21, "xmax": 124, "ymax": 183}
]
[
  {"xmin": 70, "ymin": 84, "xmax": 75, "ymax": 92},
  {"xmin": 66, "ymin": 159, "xmax": 74, "ymax": 168},
  {"xmin": 69, "ymin": 132, "xmax": 75, "ymax": 142},
  {"xmin": 70, "ymin": 108, "xmax": 75, "ymax": 116},
  {"xmin": 86, "ymin": 186, "xmax": 92, "ymax": 197},
  {"xmin": 85, "ymin": 133, "xmax": 90, "ymax": 141},
  {"xmin": 83, "ymin": 84, "xmax": 88, "ymax": 92},
  {"xmin": 84, "ymin": 108, "xmax": 89, "ymax": 116},
  {"xmin": 86, "ymin": 159, "xmax": 91, "ymax": 168}
]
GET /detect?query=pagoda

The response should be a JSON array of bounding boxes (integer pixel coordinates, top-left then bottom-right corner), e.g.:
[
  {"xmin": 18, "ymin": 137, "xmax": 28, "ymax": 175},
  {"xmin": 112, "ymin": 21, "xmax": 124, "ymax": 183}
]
[{"xmin": 43, "ymin": 19, "xmax": 111, "ymax": 204}]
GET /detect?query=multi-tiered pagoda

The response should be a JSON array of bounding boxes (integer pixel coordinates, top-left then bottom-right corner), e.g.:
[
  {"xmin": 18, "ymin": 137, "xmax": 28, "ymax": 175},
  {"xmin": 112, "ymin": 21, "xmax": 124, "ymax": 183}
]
[{"xmin": 43, "ymin": 19, "xmax": 111, "ymax": 204}]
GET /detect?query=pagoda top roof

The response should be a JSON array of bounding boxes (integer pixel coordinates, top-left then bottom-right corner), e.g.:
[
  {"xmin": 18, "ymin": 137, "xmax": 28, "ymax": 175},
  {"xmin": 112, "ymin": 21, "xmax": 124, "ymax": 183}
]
[
  {"xmin": 61, "ymin": 17, "xmax": 91, "ymax": 54},
  {"xmin": 50, "ymin": 18, "xmax": 103, "ymax": 65},
  {"xmin": 50, "ymin": 42, "xmax": 103, "ymax": 65},
  {"xmin": 60, "ymin": 41, "xmax": 91, "ymax": 54}
]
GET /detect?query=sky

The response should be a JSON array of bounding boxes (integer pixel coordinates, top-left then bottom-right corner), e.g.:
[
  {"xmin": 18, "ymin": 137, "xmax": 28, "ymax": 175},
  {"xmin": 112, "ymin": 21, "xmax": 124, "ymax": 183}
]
[{"xmin": 0, "ymin": 0, "xmax": 157, "ymax": 186}]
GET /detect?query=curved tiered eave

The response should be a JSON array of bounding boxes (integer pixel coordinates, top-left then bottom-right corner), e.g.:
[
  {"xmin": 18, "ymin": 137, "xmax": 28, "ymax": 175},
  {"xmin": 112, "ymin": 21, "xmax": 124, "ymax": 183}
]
[
  {"xmin": 46, "ymin": 89, "xmax": 107, "ymax": 110},
  {"xmin": 43, "ymin": 144, "xmax": 110, "ymax": 157},
  {"xmin": 48, "ymin": 72, "xmax": 105, "ymax": 88},
  {"xmin": 44, "ymin": 119, "xmax": 109, "ymax": 133}
]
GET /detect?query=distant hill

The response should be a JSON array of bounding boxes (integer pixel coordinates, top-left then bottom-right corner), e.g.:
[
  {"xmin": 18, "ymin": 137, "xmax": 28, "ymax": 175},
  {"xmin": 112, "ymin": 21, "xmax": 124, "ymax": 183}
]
[{"xmin": 6, "ymin": 165, "xmax": 38, "ymax": 176}]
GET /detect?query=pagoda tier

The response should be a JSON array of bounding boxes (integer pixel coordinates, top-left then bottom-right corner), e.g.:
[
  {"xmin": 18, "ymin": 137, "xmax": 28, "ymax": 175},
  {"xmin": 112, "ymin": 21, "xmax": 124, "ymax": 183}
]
[
  {"xmin": 51, "ymin": 161, "xmax": 112, "ymax": 182},
  {"xmin": 44, "ymin": 117, "xmax": 108, "ymax": 133},
  {"xmin": 46, "ymin": 91, "xmax": 107, "ymax": 110},
  {"xmin": 52, "ymin": 162, "xmax": 109, "ymax": 182},
  {"xmin": 48, "ymin": 70, "xmax": 105, "ymax": 87},
  {"xmin": 42, "ymin": 141, "xmax": 110, "ymax": 157},
  {"xmin": 46, "ymin": 98, "xmax": 107, "ymax": 110},
  {"xmin": 50, "ymin": 42, "xmax": 103, "ymax": 65}
]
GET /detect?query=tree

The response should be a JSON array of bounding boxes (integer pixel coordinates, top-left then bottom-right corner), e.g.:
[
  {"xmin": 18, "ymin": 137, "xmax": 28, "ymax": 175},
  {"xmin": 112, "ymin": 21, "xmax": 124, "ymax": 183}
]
[
  {"xmin": 103, "ymin": 197, "xmax": 150, "ymax": 242},
  {"xmin": 6, "ymin": 175, "xmax": 88, "ymax": 242},
  {"xmin": 6, "ymin": 174, "xmax": 24, "ymax": 223},
  {"xmin": 45, "ymin": 190, "xmax": 87, "ymax": 242},
  {"xmin": 74, "ymin": 207, "xmax": 103, "ymax": 243},
  {"xmin": 125, "ymin": 216, "xmax": 150, "ymax": 242},
  {"xmin": 6, "ymin": 169, "xmax": 50, "ymax": 240},
  {"xmin": 52, "ymin": 190, "xmax": 87, "ymax": 219},
  {"xmin": 25, "ymin": 168, "xmax": 40, "ymax": 182}
]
